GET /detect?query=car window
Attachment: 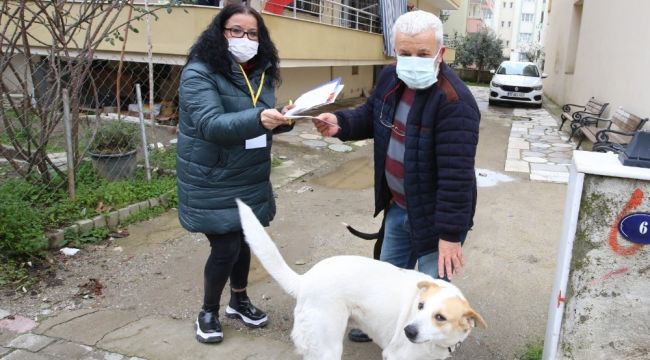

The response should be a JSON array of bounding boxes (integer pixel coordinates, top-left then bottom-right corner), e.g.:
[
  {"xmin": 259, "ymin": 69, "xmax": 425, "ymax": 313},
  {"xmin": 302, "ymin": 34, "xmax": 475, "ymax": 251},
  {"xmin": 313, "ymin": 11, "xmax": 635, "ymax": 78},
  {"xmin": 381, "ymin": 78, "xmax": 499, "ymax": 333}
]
[
  {"xmin": 522, "ymin": 65, "xmax": 540, "ymax": 77},
  {"xmin": 497, "ymin": 63, "xmax": 540, "ymax": 77}
]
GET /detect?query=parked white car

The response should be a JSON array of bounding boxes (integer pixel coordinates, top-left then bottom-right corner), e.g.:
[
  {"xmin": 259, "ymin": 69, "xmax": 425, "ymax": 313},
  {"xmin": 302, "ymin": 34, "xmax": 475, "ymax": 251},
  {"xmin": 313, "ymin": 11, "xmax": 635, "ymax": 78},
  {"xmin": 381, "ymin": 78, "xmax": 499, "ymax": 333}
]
[{"xmin": 489, "ymin": 61, "xmax": 547, "ymax": 107}]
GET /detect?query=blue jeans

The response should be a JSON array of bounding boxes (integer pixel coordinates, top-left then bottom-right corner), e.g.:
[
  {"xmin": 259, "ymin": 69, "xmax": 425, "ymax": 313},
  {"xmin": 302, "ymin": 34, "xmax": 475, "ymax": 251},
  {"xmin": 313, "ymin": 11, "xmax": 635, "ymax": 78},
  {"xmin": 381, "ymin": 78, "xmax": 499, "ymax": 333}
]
[{"xmin": 379, "ymin": 203, "xmax": 466, "ymax": 280}]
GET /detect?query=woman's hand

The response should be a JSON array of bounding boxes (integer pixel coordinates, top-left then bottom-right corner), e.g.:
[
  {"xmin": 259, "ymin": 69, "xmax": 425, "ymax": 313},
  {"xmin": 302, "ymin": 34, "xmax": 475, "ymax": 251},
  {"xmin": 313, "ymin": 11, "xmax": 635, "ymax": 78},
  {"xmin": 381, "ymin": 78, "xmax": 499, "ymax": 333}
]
[
  {"xmin": 260, "ymin": 109, "xmax": 289, "ymax": 130},
  {"xmin": 280, "ymin": 103, "xmax": 295, "ymax": 115}
]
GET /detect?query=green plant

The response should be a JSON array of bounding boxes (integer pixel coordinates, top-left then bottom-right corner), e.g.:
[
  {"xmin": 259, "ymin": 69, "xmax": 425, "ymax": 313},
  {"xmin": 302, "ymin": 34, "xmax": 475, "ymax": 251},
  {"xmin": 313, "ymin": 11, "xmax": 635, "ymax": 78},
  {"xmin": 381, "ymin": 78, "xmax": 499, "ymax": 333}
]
[
  {"xmin": 0, "ymin": 259, "xmax": 35, "ymax": 289},
  {"xmin": 454, "ymin": 29, "xmax": 504, "ymax": 81},
  {"xmin": 0, "ymin": 161, "xmax": 177, "ymax": 260},
  {"xmin": 517, "ymin": 341, "xmax": 544, "ymax": 360},
  {"xmin": 122, "ymin": 205, "xmax": 167, "ymax": 225},
  {"xmin": 72, "ymin": 228, "xmax": 111, "ymax": 247},
  {"xmin": 0, "ymin": 191, "xmax": 48, "ymax": 258},
  {"xmin": 149, "ymin": 145, "xmax": 177, "ymax": 170},
  {"xmin": 89, "ymin": 121, "xmax": 139, "ymax": 154}
]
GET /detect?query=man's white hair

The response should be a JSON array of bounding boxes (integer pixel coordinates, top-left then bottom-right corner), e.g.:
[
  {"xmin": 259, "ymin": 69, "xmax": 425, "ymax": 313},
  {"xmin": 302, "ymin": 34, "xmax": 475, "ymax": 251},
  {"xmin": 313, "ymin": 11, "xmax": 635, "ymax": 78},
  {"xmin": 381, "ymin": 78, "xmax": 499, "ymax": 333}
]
[{"xmin": 391, "ymin": 10, "xmax": 444, "ymax": 51}]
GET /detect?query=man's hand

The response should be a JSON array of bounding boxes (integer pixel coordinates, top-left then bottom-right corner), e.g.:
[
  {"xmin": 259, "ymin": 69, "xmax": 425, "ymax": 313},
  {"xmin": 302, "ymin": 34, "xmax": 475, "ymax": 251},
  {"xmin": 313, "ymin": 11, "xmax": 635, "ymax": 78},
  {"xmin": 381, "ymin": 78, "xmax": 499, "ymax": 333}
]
[
  {"xmin": 438, "ymin": 239, "xmax": 464, "ymax": 279},
  {"xmin": 313, "ymin": 112, "xmax": 339, "ymax": 137},
  {"xmin": 260, "ymin": 109, "xmax": 289, "ymax": 130}
]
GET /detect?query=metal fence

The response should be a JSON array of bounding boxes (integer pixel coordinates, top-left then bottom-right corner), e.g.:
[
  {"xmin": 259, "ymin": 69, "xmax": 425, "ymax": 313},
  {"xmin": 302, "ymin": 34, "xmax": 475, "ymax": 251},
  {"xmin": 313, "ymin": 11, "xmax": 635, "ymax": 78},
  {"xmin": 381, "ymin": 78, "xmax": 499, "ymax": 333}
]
[
  {"xmin": 1, "ymin": 49, "xmax": 181, "ymax": 243},
  {"xmin": 264, "ymin": 0, "xmax": 382, "ymax": 33}
]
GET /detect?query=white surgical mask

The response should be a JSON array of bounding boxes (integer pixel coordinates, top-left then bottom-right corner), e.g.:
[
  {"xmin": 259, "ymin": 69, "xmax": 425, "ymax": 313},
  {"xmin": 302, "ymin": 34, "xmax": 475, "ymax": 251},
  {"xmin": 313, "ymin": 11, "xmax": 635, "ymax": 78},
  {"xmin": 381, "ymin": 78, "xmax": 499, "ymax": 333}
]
[
  {"xmin": 228, "ymin": 37, "xmax": 259, "ymax": 63},
  {"xmin": 396, "ymin": 49, "xmax": 442, "ymax": 89}
]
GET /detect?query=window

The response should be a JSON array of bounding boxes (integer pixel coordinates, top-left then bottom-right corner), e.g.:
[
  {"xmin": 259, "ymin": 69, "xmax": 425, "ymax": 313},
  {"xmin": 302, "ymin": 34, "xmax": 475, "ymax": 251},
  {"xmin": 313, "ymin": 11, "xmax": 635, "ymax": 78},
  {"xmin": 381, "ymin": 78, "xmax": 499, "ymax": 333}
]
[
  {"xmin": 506, "ymin": 40, "xmax": 510, "ymax": 46},
  {"xmin": 510, "ymin": 2, "xmax": 513, "ymax": 8},
  {"xmin": 503, "ymin": 1, "xmax": 506, "ymax": 7},
  {"xmin": 294, "ymin": 0, "xmax": 320, "ymax": 16},
  {"xmin": 508, "ymin": 21, "xmax": 511, "ymax": 27},
  {"xmin": 496, "ymin": 62, "xmax": 540, "ymax": 77},
  {"xmin": 521, "ymin": 13, "xmax": 534, "ymax": 22},
  {"xmin": 501, "ymin": 21, "xmax": 505, "ymax": 27},
  {"xmin": 352, "ymin": 66, "xmax": 359, "ymax": 75},
  {"xmin": 519, "ymin": 33, "xmax": 532, "ymax": 42}
]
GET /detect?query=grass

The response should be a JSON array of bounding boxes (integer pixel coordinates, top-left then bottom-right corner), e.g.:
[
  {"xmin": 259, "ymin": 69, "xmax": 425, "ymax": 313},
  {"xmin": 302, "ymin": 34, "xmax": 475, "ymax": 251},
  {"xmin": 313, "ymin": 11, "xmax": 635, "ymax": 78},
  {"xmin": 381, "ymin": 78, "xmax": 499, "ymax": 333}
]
[
  {"xmin": 516, "ymin": 340, "xmax": 544, "ymax": 360},
  {"xmin": 149, "ymin": 145, "xmax": 177, "ymax": 169}
]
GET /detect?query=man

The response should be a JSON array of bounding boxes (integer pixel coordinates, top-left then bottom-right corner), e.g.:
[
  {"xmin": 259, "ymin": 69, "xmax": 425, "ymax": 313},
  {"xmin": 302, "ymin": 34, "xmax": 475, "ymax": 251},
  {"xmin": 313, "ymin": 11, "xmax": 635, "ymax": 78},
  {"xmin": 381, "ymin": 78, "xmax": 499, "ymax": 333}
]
[{"xmin": 313, "ymin": 10, "xmax": 480, "ymax": 342}]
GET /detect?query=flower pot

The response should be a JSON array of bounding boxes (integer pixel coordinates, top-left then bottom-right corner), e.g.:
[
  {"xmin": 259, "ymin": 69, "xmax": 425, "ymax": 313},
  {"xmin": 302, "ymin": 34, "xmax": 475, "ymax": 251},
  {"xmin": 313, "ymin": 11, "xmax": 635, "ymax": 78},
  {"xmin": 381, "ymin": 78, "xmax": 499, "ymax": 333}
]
[{"xmin": 89, "ymin": 149, "xmax": 137, "ymax": 181}]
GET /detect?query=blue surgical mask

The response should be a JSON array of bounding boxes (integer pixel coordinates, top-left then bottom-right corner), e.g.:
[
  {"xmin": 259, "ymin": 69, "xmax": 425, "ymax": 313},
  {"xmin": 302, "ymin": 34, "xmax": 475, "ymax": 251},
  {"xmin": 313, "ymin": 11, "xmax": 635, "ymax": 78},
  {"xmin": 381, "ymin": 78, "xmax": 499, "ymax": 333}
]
[{"xmin": 396, "ymin": 49, "xmax": 442, "ymax": 89}]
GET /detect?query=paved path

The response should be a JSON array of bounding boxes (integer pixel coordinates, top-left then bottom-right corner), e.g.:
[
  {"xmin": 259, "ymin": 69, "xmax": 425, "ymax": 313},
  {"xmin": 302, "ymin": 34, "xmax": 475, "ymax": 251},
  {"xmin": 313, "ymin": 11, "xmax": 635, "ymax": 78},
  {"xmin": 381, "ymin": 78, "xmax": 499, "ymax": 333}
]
[{"xmin": 471, "ymin": 86, "xmax": 574, "ymax": 184}]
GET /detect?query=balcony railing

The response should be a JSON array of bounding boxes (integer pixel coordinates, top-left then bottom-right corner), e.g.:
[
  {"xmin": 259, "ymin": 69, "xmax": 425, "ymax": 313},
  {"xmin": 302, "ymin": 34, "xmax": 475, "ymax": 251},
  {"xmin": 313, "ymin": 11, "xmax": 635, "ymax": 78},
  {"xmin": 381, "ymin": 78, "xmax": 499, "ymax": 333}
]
[{"xmin": 263, "ymin": 0, "xmax": 382, "ymax": 34}]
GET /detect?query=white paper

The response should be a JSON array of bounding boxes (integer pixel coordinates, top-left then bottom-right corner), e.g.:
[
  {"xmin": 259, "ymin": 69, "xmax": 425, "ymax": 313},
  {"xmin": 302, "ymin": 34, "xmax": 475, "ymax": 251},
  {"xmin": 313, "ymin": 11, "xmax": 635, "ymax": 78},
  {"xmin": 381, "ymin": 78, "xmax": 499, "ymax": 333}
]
[
  {"xmin": 60, "ymin": 247, "xmax": 80, "ymax": 256},
  {"xmin": 285, "ymin": 78, "xmax": 344, "ymax": 116},
  {"xmin": 245, "ymin": 134, "xmax": 267, "ymax": 149}
]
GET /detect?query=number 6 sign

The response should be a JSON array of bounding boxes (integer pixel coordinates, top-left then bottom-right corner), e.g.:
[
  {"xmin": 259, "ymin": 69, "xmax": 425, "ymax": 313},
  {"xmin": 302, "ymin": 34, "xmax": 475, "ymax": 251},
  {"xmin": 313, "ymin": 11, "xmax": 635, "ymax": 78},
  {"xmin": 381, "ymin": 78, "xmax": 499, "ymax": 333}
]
[{"xmin": 618, "ymin": 213, "xmax": 650, "ymax": 245}]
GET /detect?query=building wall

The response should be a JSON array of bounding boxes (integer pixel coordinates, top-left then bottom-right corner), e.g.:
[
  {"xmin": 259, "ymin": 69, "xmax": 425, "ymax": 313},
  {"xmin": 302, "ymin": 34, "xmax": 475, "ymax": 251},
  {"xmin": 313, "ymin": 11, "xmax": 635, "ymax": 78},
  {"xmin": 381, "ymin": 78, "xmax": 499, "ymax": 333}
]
[
  {"xmin": 558, "ymin": 175, "xmax": 650, "ymax": 359},
  {"xmin": 495, "ymin": 0, "xmax": 517, "ymax": 56},
  {"xmin": 543, "ymin": 0, "xmax": 650, "ymax": 124},
  {"xmin": 444, "ymin": 0, "xmax": 470, "ymax": 39},
  {"xmin": 275, "ymin": 65, "xmax": 374, "ymax": 105},
  {"xmin": 2, "ymin": 54, "xmax": 34, "ymax": 94},
  {"xmin": 11, "ymin": 3, "xmax": 388, "ymax": 65}
]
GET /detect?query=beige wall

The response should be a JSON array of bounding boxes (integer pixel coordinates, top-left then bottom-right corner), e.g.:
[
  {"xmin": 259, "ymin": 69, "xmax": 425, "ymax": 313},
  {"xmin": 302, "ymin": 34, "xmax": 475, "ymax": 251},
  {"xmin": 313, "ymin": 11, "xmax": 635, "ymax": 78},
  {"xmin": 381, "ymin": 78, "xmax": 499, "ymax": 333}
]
[
  {"xmin": 444, "ymin": 0, "xmax": 470, "ymax": 38},
  {"xmin": 2, "ymin": 54, "xmax": 34, "ymax": 94},
  {"xmin": 8, "ymin": 3, "xmax": 388, "ymax": 65},
  {"xmin": 276, "ymin": 65, "xmax": 375, "ymax": 104},
  {"xmin": 543, "ymin": 0, "xmax": 650, "ymax": 126}
]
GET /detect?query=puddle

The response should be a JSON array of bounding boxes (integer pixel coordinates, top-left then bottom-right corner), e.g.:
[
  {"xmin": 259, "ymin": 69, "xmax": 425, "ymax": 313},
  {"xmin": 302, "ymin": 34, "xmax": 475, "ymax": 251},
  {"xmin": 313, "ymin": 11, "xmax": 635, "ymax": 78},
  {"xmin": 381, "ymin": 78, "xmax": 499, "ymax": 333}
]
[{"xmin": 311, "ymin": 156, "xmax": 374, "ymax": 190}]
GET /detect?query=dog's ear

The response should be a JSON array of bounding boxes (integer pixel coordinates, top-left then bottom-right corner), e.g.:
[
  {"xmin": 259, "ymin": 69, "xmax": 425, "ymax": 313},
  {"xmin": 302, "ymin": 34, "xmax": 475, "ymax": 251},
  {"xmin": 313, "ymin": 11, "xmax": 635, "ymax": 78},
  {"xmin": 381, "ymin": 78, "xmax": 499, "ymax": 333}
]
[
  {"xmin": 464, "ymin": 308, "xmax": 487, "ymax": 329},
  {"xmin": 417, "ymin": 281, "xmax": 439, "ymax": 291}
]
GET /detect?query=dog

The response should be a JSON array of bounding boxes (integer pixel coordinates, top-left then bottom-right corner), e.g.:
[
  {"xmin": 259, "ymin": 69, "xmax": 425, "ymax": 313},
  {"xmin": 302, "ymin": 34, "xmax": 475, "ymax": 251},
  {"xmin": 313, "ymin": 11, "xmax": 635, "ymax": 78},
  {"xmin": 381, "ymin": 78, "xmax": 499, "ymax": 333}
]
[{"xmin": 236, "ymin": 199, "xmax": 486, "ymax": 360}]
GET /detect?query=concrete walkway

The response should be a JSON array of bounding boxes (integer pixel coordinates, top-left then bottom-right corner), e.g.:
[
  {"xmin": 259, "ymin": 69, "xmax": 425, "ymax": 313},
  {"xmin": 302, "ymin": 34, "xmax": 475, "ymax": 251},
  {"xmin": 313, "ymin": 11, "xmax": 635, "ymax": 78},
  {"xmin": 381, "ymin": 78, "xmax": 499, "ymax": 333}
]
[
  {"xmin": 1, "ymin": 88, "xmax": 568, "ymax": 360},
  {"xmin": 471, "ymin": 86, "xmax": 574, "ymax": 184}
]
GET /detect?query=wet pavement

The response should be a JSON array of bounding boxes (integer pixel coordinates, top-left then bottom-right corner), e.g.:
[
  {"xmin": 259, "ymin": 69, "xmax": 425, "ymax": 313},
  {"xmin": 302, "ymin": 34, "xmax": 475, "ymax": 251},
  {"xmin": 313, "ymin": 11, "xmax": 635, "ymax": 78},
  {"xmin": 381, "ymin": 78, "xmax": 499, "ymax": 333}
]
[{"xmin": 471, "ymin": 86, "xmax": 574, "ymax": 184}]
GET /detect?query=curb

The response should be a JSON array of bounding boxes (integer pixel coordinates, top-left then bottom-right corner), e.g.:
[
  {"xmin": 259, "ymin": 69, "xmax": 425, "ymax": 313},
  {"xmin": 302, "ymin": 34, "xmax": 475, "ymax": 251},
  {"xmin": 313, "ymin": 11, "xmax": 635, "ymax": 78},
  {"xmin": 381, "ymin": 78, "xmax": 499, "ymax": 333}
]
[{"xmin": 45, "ymin": 194, "xmax": 172, "ymax": 249}]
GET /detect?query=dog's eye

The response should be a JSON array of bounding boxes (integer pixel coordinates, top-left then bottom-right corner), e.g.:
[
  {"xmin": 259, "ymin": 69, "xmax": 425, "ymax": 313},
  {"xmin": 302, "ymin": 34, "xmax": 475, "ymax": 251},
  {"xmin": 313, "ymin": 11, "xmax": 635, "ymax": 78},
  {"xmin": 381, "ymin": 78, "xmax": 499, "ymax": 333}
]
[
  {"xmin": 435, "ymin": 314, "xmax": 447, "ymax": 322},
  {"xmin": 417, "ymin": 302, "xmax": 424, "ymax": 310}
]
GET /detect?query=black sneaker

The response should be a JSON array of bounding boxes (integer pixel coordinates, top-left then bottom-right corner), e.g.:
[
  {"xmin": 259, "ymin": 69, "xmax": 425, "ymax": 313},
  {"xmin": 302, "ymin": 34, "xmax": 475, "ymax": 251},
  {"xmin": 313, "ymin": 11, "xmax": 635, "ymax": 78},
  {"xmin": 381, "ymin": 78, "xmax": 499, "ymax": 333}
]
[
  {"xmin": 348, "ymin": 328, "xmax": 372, "ymax": 342},
  {"xmin": 195, "ymin": 310, "xmax": 223, "ymax": 344},
  {"xmin": 225, "ymin": 290, "xmax": 268, "ymax": 328}
]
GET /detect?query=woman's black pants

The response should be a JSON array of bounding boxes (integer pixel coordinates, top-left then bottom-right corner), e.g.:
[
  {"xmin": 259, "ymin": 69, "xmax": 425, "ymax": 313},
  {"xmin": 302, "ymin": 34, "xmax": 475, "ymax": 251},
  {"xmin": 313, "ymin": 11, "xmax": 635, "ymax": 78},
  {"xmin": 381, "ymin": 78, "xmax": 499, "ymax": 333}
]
[{"xmin": 202, "ymin": 231, "xmax": 250, "ymax": 313}]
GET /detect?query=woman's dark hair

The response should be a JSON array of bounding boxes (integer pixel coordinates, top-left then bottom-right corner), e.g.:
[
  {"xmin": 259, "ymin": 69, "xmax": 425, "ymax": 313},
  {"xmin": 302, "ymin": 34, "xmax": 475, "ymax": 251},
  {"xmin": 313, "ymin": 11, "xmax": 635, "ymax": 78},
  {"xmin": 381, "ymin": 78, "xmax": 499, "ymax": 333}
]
[{"xmin": 186, "ymin": 4, "xmax": 281, "ymax": 86}]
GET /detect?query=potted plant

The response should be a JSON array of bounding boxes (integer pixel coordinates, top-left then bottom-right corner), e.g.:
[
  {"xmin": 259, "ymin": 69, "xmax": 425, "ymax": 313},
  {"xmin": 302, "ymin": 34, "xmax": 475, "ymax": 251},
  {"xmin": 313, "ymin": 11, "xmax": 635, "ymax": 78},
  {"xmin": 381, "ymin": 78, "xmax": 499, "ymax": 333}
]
[{"xmin": 88, "ymin": 121, "xmax": 139, "ymax": 180}]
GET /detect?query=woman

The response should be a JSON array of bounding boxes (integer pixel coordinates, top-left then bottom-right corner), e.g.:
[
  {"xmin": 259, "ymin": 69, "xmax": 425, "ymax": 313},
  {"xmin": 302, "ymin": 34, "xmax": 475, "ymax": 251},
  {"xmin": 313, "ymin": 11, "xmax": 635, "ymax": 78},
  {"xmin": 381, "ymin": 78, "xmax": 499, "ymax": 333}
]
[{"xmin": 177, "ymin": 4, "xmax": 291, "ymax": 344}]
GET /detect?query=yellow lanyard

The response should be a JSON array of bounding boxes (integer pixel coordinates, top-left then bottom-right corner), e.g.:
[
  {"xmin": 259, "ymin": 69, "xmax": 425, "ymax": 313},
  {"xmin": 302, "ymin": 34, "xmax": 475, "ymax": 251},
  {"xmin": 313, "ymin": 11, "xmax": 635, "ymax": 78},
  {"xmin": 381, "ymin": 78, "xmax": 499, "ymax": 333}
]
[{"xmin": 239, "ymin": 64, "xmax": 265, "ymax": 107}]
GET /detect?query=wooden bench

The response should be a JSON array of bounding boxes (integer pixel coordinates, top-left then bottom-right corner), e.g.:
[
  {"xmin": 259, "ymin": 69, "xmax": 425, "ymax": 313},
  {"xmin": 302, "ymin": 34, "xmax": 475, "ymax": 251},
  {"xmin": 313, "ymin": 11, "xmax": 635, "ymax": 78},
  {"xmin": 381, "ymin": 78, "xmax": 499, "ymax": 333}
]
[
  {"xmin": 560, "ymin": 97, "xmax": 609, "ymax": 138},
  {"xmin": 576, "ymin": 108, "xmax": 648, "ymax": 153}
]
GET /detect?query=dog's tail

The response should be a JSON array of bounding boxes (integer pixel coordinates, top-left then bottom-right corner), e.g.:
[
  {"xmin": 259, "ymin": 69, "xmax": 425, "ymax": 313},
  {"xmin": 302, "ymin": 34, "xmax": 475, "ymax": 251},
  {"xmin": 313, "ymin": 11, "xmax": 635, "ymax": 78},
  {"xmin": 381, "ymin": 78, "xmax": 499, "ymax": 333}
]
[
  {"xmin": 236, "ymin": 199, "xmax": 301, "ymax": 297},
  {"xmin": 342, "ymin": 222, "xmax": 379, "ymax": 240}
]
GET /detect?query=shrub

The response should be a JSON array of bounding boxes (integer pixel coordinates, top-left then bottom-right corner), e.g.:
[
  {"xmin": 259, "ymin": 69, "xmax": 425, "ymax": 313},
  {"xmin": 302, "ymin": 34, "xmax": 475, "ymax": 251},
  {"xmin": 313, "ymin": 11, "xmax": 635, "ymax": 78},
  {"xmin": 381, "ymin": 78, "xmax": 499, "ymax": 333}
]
[
  {"xmin": 0, "ymin": 191, "xmax": 48, "ymax": 258},
  {"xmin": 89, "ymin": 121, "xmax": 139, "ymax": 154}
]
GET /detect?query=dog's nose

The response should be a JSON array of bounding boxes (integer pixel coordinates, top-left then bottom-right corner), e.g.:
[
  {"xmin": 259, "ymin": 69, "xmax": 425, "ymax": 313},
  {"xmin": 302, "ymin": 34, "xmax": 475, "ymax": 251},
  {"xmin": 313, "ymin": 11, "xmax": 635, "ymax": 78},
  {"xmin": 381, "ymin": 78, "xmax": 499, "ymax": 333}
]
[{"xmin": 404, "ymin": 324, "xmax": 418, "ymax": 341}]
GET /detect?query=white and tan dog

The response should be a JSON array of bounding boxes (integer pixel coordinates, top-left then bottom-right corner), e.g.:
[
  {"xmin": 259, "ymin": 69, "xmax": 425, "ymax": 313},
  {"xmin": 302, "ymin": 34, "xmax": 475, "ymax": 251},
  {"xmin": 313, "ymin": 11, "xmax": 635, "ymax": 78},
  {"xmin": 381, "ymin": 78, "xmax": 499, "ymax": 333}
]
[{"xmin": 236, "ymin": 200, "xmax": 486, "ymax": 360}]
